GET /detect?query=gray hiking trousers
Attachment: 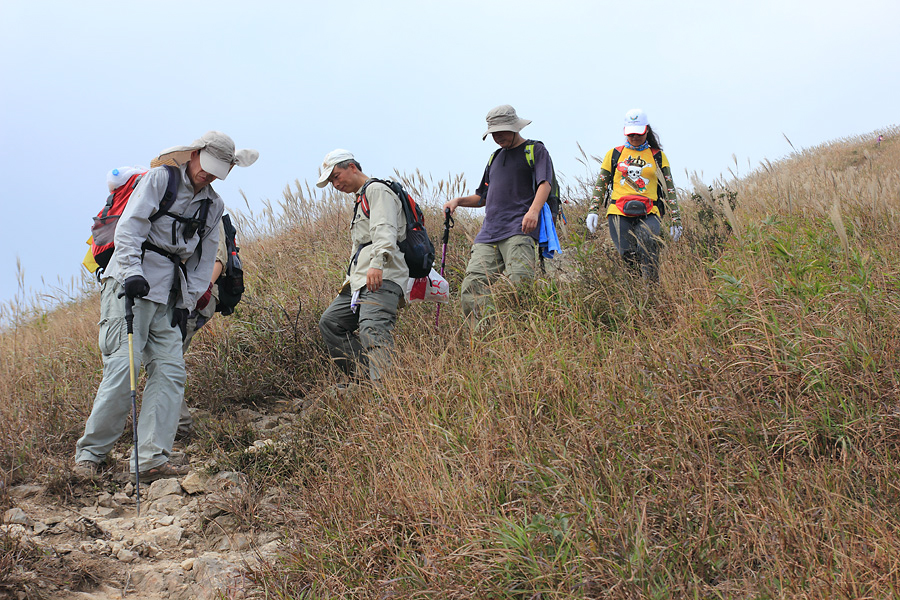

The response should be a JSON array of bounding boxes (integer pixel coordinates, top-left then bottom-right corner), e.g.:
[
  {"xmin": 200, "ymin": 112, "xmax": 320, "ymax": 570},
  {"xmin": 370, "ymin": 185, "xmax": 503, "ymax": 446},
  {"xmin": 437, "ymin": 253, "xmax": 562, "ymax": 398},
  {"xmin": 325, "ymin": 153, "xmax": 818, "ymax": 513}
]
[
  {"xmin": 75, "ymin": 279, "xmax": 185, "ymax": 473},
  {"xmin": 318, "ymin": 281, "xmax": 403, "ymax": 381}
]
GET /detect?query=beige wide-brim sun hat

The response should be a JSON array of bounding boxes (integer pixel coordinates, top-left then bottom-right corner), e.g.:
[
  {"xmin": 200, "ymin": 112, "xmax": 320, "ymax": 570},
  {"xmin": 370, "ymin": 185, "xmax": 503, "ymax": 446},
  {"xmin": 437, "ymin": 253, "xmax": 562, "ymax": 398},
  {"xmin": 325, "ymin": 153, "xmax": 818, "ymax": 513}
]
[
  {"xmin": 151, "ymin": 131, "xmax": 259, "ymax": 180},
  {"xmin": 482, "ymin": 104, "xmax": 532, "ymax": 140}
]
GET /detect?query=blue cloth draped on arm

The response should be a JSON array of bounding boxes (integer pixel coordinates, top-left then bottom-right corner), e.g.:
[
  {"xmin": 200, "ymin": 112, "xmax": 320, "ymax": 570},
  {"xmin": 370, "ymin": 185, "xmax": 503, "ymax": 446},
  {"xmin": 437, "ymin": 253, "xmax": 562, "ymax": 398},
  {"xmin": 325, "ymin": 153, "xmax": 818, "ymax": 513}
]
[{"xmin": 538, "ymin": 203, "xmax": 560, "ymax": 259}]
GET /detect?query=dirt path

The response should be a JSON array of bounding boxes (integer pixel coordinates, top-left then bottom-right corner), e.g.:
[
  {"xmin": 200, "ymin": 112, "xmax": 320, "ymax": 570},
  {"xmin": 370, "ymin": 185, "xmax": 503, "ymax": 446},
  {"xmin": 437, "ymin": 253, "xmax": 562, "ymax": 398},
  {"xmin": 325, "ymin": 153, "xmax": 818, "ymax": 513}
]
[{"xmin": 2, "ymin": 402, "xmax": 310, "ymax": 600}]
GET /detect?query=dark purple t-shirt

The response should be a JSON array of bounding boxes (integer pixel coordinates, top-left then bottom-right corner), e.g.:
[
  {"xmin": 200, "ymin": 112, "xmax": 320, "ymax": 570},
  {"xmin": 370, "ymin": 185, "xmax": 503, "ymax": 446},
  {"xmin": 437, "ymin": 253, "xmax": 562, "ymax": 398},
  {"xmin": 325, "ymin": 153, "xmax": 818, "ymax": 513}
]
[{"xmin": 474, "ymin": 141, "xmax": 553, "ymax": 244}]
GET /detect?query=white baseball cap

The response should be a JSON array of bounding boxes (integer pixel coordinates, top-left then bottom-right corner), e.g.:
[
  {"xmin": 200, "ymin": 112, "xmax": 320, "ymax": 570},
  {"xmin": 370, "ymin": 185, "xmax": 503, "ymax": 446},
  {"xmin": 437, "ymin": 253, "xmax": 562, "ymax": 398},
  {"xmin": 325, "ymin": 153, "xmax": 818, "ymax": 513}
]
[
  {"xmin": 316, "ymin": 148, "xmax": 355, "ymax": 188},
  {"xmin": 623, "ymin": 108, "xmax": 649, "ymax": 136}
]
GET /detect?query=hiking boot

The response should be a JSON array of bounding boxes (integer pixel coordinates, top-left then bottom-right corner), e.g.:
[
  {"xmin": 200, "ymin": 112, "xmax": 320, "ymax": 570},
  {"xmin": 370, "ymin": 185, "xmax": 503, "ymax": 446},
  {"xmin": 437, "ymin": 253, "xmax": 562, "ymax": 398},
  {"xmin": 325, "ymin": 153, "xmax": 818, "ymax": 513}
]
[
  {"xmin": 174, "ymin": 426, "xmax": 194, "ymax": 443},
  {"xmin": 137, "ymin": 462, "xmax": 189, "ymax": 483},
  {"xmin": 74, "ymin": 460, "xmax": 100, "ymax": 479},
  {"xmin": 168, "ymin": 451, "xmax": 188, "ymax": 467}
]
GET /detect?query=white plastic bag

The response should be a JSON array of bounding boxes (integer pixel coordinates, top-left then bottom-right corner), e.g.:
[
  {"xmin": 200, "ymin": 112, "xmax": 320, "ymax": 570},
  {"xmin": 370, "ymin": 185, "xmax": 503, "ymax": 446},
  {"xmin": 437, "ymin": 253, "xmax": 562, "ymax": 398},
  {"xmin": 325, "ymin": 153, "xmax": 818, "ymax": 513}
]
[
  {"xmin": 406, "ymin": 268, "xmax": 450, "ymax": 303},
  {"xmin": 106, "ymin": 166, "xmax": 149, "ymax": 192}
]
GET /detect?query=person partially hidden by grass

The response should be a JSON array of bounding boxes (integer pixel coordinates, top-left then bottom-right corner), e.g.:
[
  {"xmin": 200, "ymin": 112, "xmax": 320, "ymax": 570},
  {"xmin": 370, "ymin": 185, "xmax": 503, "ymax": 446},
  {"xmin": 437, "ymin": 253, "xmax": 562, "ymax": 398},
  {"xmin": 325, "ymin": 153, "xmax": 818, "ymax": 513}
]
[
  {"xmin": 443, "ymin": 104, "xmax": 555, "ymax": 327},
  {"xmin": 584, "ymin": 108, "xmax": 681, "ymax": 282},
  {"xmin": 316, "ymin": 149, "xmax": 409, "ymax": 383},
  {"xmin": 74, "ymin": 132, "xmax": 258, "ymax": 481}
]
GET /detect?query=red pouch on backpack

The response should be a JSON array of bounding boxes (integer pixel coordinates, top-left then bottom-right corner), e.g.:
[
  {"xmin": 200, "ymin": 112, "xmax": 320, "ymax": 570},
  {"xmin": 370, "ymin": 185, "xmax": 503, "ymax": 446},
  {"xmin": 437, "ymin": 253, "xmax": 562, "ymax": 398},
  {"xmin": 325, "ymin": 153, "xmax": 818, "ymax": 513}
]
[{"xmin": 90, "ymin": 172, "xmax": 148, "ymax": 270}]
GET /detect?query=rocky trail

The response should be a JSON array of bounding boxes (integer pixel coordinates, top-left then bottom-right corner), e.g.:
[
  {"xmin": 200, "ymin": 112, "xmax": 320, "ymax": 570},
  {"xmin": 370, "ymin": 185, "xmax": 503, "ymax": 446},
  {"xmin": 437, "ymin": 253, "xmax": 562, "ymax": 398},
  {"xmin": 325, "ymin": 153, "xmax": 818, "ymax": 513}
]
[{"xmin": 1, "ymin": 400, "xmax": 315, "ymax": 600}]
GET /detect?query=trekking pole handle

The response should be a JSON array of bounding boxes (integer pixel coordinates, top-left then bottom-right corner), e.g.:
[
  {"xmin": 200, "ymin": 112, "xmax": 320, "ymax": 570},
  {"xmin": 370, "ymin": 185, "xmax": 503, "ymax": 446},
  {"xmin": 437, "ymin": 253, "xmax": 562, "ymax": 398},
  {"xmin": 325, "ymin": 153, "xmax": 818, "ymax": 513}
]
[{"xmin": 117, "ymin": 291, "xmax": 135, "ymax": 335}]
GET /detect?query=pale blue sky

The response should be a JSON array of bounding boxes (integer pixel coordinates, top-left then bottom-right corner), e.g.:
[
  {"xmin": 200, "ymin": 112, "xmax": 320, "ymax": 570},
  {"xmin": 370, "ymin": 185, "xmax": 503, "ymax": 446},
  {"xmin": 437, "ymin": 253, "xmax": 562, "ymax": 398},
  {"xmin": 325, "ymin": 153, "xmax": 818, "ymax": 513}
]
[{"xmin": 2, "ymin": 0, "xmax": 897, "ymax": 310}]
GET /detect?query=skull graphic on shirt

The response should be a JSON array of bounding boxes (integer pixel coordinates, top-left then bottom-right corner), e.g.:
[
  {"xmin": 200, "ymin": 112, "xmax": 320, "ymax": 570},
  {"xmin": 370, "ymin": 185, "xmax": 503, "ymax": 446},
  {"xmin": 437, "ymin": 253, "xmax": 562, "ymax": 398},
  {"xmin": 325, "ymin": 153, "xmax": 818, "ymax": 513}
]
[{"xmin": 617, "ymin": 158, "xmax": 648, "ymax": 193}]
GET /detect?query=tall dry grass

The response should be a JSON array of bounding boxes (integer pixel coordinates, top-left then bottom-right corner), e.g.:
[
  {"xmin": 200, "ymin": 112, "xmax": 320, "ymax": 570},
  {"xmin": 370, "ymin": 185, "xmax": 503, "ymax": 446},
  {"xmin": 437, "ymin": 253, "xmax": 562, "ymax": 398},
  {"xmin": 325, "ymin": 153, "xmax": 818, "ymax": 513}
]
[{"xmin": 3, "ymin": 129, "xmax": 900, "ymax": 598}]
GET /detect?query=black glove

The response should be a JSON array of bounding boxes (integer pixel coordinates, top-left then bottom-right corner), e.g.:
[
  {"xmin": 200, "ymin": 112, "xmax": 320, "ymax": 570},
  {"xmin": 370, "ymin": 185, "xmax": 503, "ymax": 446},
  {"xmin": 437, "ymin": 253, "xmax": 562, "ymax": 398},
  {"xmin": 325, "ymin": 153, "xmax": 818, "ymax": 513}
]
[
  {"xmin": 170, "ymin": 307, "xmax": 189, "ymax": 341},
  {"xmin": 123, "ymin": 275, "xmax": 150, "ymax": 299}
]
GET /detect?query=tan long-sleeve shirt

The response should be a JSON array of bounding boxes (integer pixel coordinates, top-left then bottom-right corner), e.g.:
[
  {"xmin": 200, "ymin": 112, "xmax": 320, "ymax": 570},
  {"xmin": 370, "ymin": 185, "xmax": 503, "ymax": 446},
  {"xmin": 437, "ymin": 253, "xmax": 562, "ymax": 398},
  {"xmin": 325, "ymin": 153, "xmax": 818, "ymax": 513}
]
[{"xmin": 342, "ymin": 179, "xmax": 409, "ymax": 293}]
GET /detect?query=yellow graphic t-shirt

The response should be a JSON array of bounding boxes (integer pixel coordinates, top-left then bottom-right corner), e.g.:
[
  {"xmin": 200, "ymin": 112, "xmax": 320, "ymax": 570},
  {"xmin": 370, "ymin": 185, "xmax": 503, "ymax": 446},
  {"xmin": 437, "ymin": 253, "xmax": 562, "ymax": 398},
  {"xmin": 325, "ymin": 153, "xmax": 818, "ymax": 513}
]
[{"xmin": 600, "ymin": 147, "xmax": 670, "ymax": 217}]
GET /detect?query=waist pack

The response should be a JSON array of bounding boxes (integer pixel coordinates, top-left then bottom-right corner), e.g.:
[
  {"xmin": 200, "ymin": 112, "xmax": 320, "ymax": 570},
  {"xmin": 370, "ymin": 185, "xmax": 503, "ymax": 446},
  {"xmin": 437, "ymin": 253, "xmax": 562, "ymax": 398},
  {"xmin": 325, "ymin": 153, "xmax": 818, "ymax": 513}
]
[
  {"xmin": 215, "ymin": 213, "xmax": 244, "ymax": 315},
  {"xmin": 616, "ymin": 195, "xmax": 654, "ymax": 217},
  {"xmin": 354, "ymin": 178, "xmax": 435, "ymax": 279}
]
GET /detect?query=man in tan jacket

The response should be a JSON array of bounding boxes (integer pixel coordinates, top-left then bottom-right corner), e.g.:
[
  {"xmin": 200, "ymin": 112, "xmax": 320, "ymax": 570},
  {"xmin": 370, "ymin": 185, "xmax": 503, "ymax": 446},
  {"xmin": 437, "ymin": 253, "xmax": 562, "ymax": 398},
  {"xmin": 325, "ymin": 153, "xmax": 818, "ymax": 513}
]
[{"xmin": 316, "ymin": 149, "xmax": 408, "ymax": 381}]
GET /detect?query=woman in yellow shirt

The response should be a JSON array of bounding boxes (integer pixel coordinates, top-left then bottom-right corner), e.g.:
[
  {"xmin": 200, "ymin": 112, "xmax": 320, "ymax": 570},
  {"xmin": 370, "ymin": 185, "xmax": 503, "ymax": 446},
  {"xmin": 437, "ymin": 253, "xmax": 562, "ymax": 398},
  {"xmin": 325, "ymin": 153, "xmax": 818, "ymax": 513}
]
[{"xmin": 585, "ymin": 108, "xmax": 681, "ymax": 281}]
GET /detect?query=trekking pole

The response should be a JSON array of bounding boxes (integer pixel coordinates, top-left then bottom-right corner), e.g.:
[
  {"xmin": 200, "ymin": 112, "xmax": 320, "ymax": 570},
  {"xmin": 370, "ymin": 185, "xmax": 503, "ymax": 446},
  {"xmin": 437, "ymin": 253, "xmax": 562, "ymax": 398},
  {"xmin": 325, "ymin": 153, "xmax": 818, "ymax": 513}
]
[
  {"xmin": 435, "ymin": 208, "xmax": 454, "ymax": 329},
  {"xmin": 118, "ymin": 292, "xmax": 141, "ymax": 516}
]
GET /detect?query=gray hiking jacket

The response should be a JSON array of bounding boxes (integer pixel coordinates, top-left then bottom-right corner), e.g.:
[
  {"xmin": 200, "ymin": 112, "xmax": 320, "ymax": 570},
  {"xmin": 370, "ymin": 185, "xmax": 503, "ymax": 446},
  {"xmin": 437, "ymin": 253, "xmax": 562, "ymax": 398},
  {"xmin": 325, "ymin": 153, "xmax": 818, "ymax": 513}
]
[{"xmin": 103, "ymin": 164, "xmax": 224, "ymax": 311}]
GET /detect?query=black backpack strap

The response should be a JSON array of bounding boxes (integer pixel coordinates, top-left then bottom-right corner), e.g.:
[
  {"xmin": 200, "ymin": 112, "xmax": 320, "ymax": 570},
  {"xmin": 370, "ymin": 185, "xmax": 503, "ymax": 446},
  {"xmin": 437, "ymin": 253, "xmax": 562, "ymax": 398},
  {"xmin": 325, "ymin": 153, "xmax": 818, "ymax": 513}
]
[
  {"xmin": 604, "ymin": 147, "xmax": 623, "ymax": 207},
  {"xmin": 356, "ymin": 178, "xmax": 383, "ymax": 218},
  {"xmin": 387, "ymin": 180, "xmax": 419, "ymax": 228},
  {"xmin": 359, "ymin": 178, "xmax": 416, "ymax": 226},
  {"xmin": 348, "ymin": 179, "xmax": 379, "ymax": 276},
  {"xmin": 191, "ymin": 197, "xmax": 213, "ymax": 265},
  {"xmin": 347, "ymin": 241, "xmax": 372, "ymax": 276},
  {"xmin": 141, "ymin": 240, "xmax": 181, "ymax": 265},
  {"xmin": 610, "ymin": 147, "xmax": 622, "ymax": 173},
  {"xmin": 149, "ymin": 165, "xmax": 180, "ymax": 223},
  {"xmin": 141, "ymin": 240, "xmax": 187, "ymax": 299},
  {"xmin": 523, "ymin": 140, "xmax": 561, "ymax": 220}
]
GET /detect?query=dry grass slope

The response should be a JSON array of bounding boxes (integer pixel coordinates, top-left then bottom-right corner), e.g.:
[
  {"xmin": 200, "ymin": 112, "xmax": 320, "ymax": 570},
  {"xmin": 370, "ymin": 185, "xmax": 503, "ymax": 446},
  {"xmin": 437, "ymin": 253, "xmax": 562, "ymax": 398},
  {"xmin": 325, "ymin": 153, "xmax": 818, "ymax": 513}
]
[{"xmin": 2, "ymin": 129, "xmax": 900, "ymax": 598}]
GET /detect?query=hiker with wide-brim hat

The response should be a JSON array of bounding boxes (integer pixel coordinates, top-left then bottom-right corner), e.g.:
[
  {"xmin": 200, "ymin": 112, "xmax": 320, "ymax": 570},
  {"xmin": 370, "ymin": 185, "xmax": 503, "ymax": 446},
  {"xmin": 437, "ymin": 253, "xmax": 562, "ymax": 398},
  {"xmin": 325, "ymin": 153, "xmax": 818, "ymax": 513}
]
[
  {"xmin": 75, "ymin": 131, "xmax": 257, "ymax": 482},
  {"xmin": 443, "ymin": 104, "xmax": 555, "ymax": 325},
  {"xmin": 585, "ymin": 108, "xmax": 681, "ymax": 281}
]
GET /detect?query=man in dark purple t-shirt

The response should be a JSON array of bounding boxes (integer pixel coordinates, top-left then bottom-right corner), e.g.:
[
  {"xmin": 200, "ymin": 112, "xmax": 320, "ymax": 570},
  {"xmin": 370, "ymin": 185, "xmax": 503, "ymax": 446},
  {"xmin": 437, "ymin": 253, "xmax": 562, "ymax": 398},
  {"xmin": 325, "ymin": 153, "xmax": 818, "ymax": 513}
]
[{"xmin": 444, "ymin": 105, "xmax": 554, "ymax": 324}]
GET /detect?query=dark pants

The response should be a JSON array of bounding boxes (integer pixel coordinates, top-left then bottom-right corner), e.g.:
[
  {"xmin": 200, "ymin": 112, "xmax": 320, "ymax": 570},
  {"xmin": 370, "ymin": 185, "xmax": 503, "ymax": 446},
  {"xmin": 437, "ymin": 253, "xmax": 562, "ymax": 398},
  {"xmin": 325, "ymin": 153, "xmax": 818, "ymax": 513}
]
[
  {"xmin": 608, "ymin": 214, "xmax": 662, "ymax": 282},
  {"xmin": 318, "ymin": 281, "xmax": 403, "ymax": 381}
]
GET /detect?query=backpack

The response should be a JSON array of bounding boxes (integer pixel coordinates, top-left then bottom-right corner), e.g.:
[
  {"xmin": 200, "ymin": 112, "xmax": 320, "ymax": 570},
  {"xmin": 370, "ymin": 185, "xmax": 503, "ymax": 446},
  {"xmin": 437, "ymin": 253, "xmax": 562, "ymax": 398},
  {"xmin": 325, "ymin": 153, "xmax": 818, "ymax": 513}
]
[
  {"xmin": 88, "ymin": 165, "xmax": 179, "ymax": 272},
  {"xmin": 354, "ymin": 179, "xmax": 435, "ymax": 279},
  {"xmin": 604, "ymin": 146, "xmax": 668, "ymax": 218},
  {"xmin": 488, "ymin": 140, "xmax": 563, "ymax": 223},
  {"xmin": 215, "ymin": 213, "xmax": 244, "ymax": 316}
]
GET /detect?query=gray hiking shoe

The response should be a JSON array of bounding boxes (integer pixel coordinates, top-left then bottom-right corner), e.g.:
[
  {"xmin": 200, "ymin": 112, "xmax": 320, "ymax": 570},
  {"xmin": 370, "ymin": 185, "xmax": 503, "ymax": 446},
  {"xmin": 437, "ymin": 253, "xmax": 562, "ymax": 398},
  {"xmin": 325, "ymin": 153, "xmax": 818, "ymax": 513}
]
[{"xmin": 74, "ymin": 460, "xmax": 100, "ymax": 478}]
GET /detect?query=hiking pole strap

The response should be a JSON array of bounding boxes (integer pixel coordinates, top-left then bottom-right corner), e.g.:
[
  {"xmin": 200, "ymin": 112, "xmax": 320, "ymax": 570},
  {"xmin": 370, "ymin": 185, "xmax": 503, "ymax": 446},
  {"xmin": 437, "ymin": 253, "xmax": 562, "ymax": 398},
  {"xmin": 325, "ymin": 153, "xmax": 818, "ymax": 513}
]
[{"xmin": 442, "ymin": 208, "xmax": 454, "ymax": 246}]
